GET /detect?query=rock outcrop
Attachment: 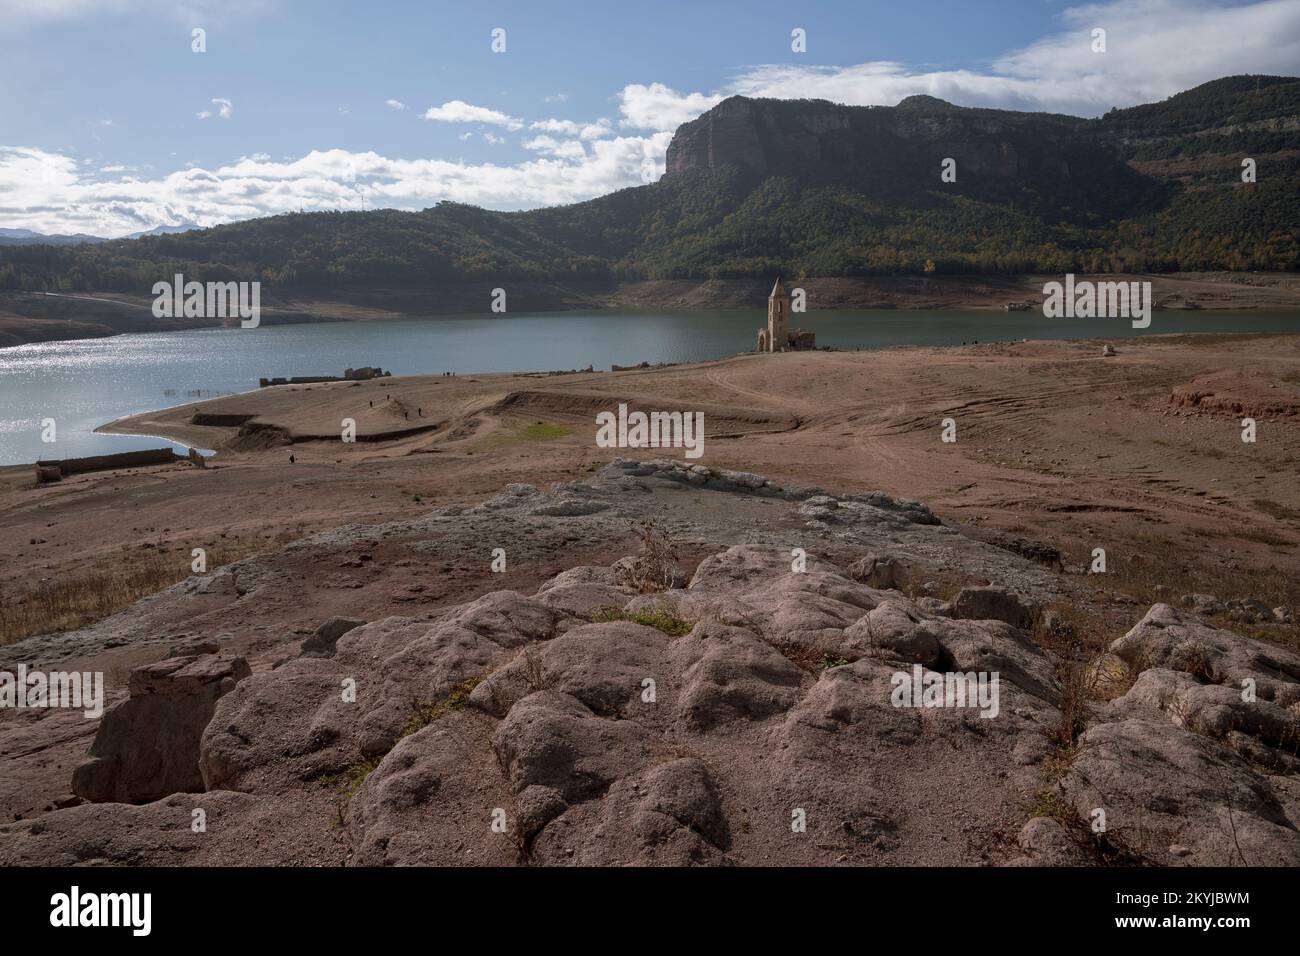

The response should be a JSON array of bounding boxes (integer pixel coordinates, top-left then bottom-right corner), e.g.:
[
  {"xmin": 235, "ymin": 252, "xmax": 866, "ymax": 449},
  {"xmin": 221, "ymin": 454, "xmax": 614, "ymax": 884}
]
[
  {"xmin": 6, "ymin": 460, "xmax": 1298, "ymax": 867},
  {"xmin": 71, "ymin": 654, "xmax": 250, "ymax": 804}
]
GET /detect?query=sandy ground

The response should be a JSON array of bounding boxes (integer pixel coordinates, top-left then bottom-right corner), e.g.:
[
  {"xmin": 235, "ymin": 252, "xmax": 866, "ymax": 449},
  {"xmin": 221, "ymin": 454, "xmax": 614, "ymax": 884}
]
[
  {"xmin": 4, "ymin": 332, "xmax": 1298, "ymax": 634},
  {"xmin": 100, "ymin": 330, "xmax": 1300, "ymax": 560}
]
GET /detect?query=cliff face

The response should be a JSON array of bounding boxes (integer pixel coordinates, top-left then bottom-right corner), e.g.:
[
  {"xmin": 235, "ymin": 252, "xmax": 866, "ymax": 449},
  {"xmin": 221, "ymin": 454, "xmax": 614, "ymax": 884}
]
[
  {"xmin": 665, "ymin": 95, "xmax": 1078, "ymax": 177},
  {"xmin": 662, "ymin": 95, "xmax": 1148, "ymax": 217}
]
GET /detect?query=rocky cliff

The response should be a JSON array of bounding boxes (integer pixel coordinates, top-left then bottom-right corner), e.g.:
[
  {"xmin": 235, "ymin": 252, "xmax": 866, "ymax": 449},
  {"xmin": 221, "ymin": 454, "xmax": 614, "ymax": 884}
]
[{"xmin": 664, "ymin": 94, "xmax": 1156, "ymax": 217}]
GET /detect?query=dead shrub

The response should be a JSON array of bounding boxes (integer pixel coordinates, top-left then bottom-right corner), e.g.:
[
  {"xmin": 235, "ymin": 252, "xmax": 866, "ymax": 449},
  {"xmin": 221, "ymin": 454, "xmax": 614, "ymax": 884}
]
[{"xmin": 616, "ymin": 520, "xmax": 681, "ymax": 594}]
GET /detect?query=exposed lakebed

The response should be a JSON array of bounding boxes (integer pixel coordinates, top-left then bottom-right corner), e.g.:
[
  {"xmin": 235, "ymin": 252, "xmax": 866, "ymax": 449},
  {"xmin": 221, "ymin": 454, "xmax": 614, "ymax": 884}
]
[{"xmin": 3, "ymin": 307, "xmax": 1300, "ymax": 464}]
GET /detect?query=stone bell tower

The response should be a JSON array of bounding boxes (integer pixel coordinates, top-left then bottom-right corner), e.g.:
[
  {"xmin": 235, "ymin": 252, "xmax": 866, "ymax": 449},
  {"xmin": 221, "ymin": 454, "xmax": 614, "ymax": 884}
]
[{"xmin": 758, "ymin": 276, "xmax": 790, "ymax": 352}]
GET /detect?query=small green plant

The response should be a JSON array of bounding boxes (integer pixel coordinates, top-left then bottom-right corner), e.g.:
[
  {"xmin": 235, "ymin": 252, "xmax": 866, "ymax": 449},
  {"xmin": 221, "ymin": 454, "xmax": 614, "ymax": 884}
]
[
  {"xmin": 401, "ymin": 676, "xmax": 483, "ymax": 737},
  {"xmin": 331, "ymin": 757, "xmax": 381, "ymax": 799},
  {"xmin": 591, "ymin": 605, "xmax": 693, "ymax": 636},
  {"xmin": 328, "ymin": 675, "xmax": 483, "ymax": 802},
  {"xmin": 819, "ymin": 655, "xmax": 849, "ymax": 669},
  {"xmin": 1025, "ymin": 785, "xmax": 1069, "ymax": 824}
]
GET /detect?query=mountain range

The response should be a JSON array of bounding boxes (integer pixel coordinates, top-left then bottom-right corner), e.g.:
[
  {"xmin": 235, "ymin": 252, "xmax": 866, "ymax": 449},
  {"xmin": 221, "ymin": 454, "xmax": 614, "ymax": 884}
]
[
  {"xmin": 0, "ymin": 74, "xmax": 1296, "ymax": 294},
  {"xmin": 0, "ymin": 224, "xmax": 198, "ymax": 247}
]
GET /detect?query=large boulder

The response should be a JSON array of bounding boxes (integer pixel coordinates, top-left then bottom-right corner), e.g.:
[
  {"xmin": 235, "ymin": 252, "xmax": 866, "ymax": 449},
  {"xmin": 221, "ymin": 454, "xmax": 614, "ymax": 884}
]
[
  {"xmin": 1059, "ymin": 716, "xmax": 1300, "ymax": 866},
  {"xmin": 953, "ymin": 586, "xmax": 1035, "ymax": 629},
  {"xmin": 300, "ymin": 617, "xmax": 365, "ymax": 657},
  {"xmin": 1011, "ymin": 816, "xmax": 1092, "ymax": 866},
  {"xmin": 0, "ymin": 790, "xmax": 345, "ymax": 866},
  {"xmin": 73, "ymin": 654, "xmax": 250, "ymax": 803},
  {"xmin": 492, "ymin": 690, "xmax": 659, "ymax": 818},
  {"xmin": 1111, "ymin": 603, "xmax": 1300, "ymax": 706},
  {"xmin": 671, "ymin": 623, "xmax": 805, "ymax": 730},
  {"xmin": 346, "ymin": 710, "xmax": 518, "ymax": 866},
  {"xmin": 842, "ymin": 600, "xmax": 943, "ymax": 665},
  {"xmin": 847, "ymin": 554, "xmax": 910, "ymax": 591},
  {"xmin": 530, "ymin": 757, "xmax": 731, "ymax": 865}
]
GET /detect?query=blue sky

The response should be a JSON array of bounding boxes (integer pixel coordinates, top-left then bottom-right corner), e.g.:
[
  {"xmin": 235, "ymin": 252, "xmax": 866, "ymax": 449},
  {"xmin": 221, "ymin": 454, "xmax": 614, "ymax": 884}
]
[{"xmin": 1, "ymin": 0, "xmax": 1296, "ymax": 236}]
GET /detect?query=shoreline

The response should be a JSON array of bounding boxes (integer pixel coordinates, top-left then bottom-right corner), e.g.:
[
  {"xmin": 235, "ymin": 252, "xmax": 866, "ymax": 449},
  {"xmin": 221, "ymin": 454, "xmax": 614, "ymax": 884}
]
[
  {"xmin": 93, "ymin": 329, "xmax": 1300, "ymax": 457},
  {"xmin": 26, "ymin": 328, "xmax": 1300, "ymax": 465},
  {"xmin": 4, "ymin": 271, "xmax": 1300, "ymax": 349}
]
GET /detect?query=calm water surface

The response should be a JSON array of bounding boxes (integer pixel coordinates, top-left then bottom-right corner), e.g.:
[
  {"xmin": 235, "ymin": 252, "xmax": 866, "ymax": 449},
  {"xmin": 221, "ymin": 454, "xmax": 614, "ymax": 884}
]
[{"xmin": 3, "ymin": 308, "xmax": 1300, "ymax": 465}]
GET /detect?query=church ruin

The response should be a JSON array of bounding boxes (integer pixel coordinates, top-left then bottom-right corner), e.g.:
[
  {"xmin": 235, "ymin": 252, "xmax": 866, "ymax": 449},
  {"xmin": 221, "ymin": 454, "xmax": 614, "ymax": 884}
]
[{"xmin": 756, "ymin": 277, "xmax": 815, "ymax": 352}]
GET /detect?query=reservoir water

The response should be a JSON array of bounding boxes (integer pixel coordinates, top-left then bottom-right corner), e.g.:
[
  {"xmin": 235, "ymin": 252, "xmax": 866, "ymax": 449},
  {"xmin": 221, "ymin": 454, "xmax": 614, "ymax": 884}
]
[{"xmin": 3, "ymin": 308, "xmax": 1300, "ymax": 465}]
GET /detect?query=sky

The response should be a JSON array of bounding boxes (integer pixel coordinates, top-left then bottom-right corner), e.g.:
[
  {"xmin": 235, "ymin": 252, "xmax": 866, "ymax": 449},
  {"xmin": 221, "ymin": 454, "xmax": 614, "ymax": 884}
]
[{"xmin": 1, "ymin": 0, "xmax": 1297, "ymax": 237}]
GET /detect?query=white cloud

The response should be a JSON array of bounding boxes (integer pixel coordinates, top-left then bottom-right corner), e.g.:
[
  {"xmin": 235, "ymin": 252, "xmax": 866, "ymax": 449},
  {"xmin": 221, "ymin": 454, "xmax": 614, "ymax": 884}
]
[
  {"xmin": 0, "ymin": 133, "xmax": 674, "ymax": 236},
  {"xmin": 530, "ymin": 117, "xmax": 613, "ymax": 140},
  {"xmin": 386, "ymin": 99, "xmax": 407, "ymax": 111},
  {"xmin": 482, "ymin": 132, "xmax": 505, "ymax": 146},
  {"xmin": 614, "ymin": 1, "xmax": 1300, "ymax": 130},
  {"xmin": 618, "ymin": 82, "xmax": 723, "ymax": 130},
  {"xmin": 544, "ymin": 93, "xmax": 567, "ymax": 103},
  {"xmin": 990, "ymin": 0, "xmax": 1300, "ymax": 111},
  {"xmin": 523, "ymin": 135, "xmax": 587, "ymax": 160},
  {"xmin": 197, "ymin": 97, "xmax": 233, "ymax": 120},
  {"xmin": 421, "ymin": 100, "xmax": 523, "ymax": 130},
  {"xmin": 726, "ymin": 0, "xmax": 1300, "ymax": 117}
]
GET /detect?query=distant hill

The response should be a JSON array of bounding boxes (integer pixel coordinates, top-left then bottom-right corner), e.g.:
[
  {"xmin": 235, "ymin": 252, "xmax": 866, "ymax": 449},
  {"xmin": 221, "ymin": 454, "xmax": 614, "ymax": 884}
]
[
  {"xmin": 120, "ymin": 224, "xmax": 201, "ymax": 241},
  {"xmin": 0, "ymin": 224, "xmax": 197, "ymax": 247},
  {"xmin": 0, "ymin": 228, "xmax": 104, "ymax": 247},
  {"xmin": 0, "ymin": 75, "xmax": 1295, "ymax": 293}
]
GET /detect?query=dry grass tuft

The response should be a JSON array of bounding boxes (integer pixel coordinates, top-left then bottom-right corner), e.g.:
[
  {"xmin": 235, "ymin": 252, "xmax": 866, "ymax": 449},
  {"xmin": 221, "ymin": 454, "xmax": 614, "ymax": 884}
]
[
  {"xmin": 1031, "ymin": 602, "xmax": 1117, "ymax": 748},
  {"xmin": 0, "ymin": 538, "xmax": 282, "ymax": 645},
  {"xmin": 616, "ymin": 520, "xmax": 681, "ymax": 593}
]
